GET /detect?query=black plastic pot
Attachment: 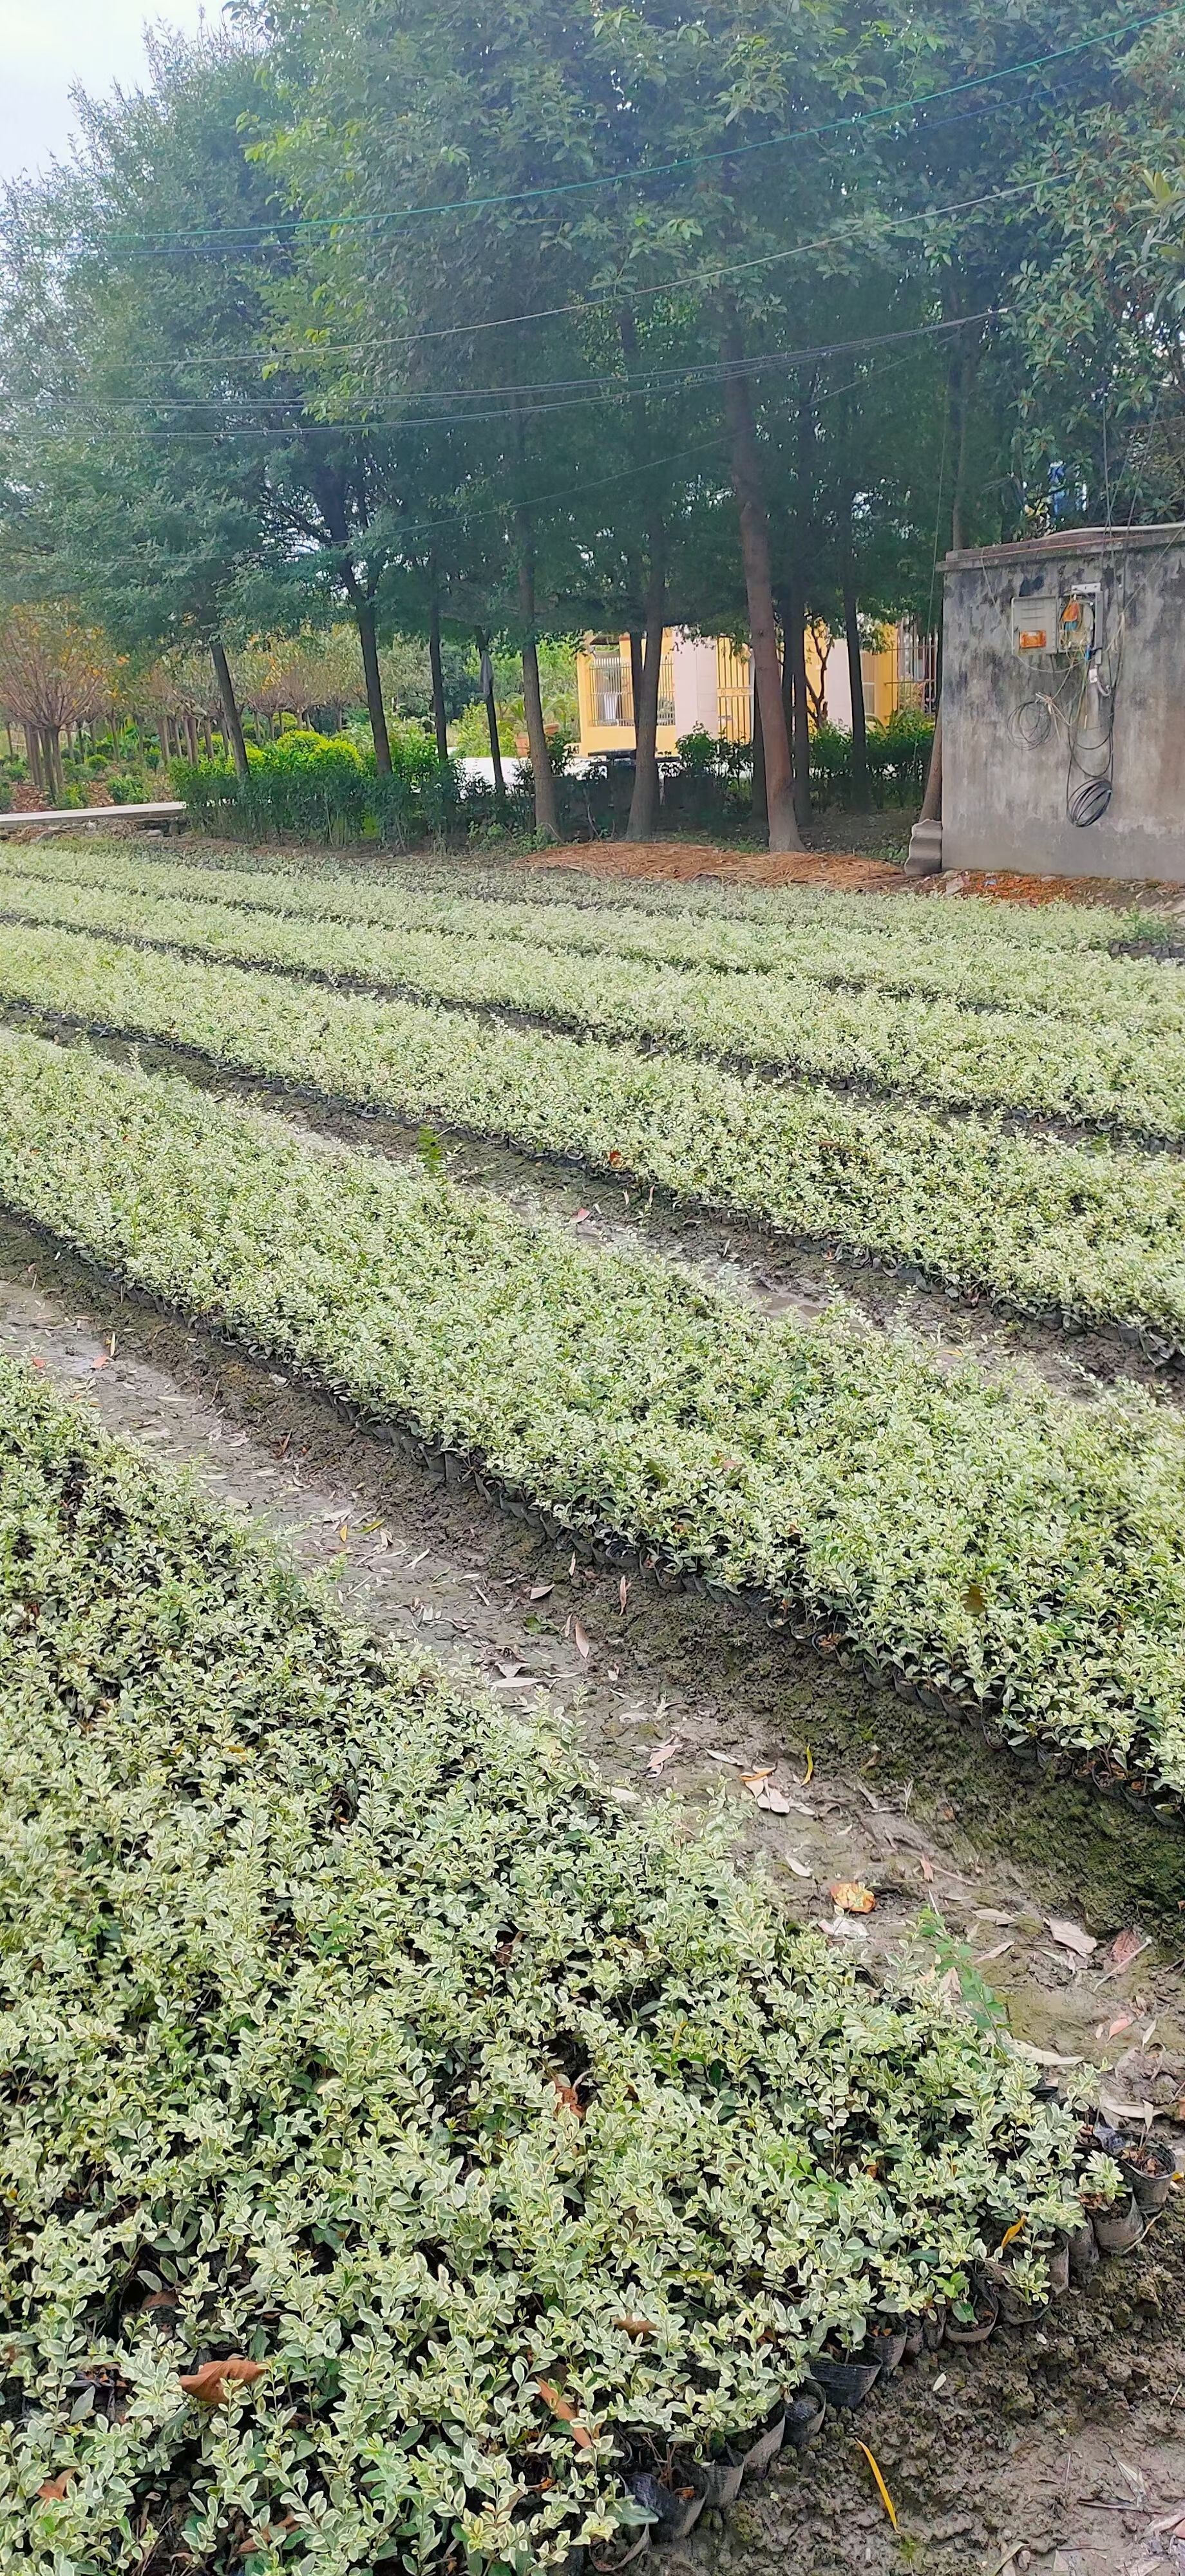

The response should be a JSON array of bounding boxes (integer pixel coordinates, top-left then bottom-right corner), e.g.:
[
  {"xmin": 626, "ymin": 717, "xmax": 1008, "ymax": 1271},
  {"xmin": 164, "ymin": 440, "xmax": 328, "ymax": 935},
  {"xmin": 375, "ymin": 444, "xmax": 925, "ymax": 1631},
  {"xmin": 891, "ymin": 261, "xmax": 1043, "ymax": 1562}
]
[
  {"xmin": 903, "ymin": 2318, "xmax": 924, "ymax": 2360},
  {"xmin": 782, "ymin": 2380, "xmax": 827, "ymax": 2452},
  {"xmin": 1066, "ymin": 2221, "xmax": 1099, "ymax": 2286},
  {"xmin": 990, "ymin": 2273, "xmax": 1044, "ymax": 2330},
  {"xmin": 695, "ymin": 2447, "xmax": 744, "ymax": 2508},
  {"xmin": 811, "ymin": 2352, "xmax": 882, "ymax": 2410},
  {"xmin": 921, "ymin": 2302, "xmax": 947, "ymax": 2353},
  {"xmin": 591, "ymin": 2531, "xmax": 650, "ymax": 2571},
  {"xmin": 739, "ymin": 2403, "xmax": 785, "ymax": 2485},
  {"xmin": 867, "ymin": 2322, "xmax": 907, "ymax": 2378},
  {"xmin": 945, "ymin": 2288, "xmax": 999, "ymax": 2347},
  {"xmin": 1119, "ymin": 2136, "xmax": 1176, "ymax": 2214},
  {"xmin": 627, "ymin": 2467, "xmax": 707, "ymax": 2543},
  {"xmin": 1092, "ymin": 2193, "xmax": 1145, "ymax": 2254},
  {"xmin": 1044, "ymin": 2237, "xmax": 1071, "ymax": 2297}
]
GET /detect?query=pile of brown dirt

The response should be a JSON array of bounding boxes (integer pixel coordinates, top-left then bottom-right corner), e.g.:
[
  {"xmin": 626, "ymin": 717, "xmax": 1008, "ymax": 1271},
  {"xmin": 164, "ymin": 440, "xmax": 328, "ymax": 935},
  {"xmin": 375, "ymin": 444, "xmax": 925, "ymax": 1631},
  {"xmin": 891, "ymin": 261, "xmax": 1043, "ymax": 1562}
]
[{"xmin": 518, "ymin": 838, "xmax": 909, "ymax": 892}]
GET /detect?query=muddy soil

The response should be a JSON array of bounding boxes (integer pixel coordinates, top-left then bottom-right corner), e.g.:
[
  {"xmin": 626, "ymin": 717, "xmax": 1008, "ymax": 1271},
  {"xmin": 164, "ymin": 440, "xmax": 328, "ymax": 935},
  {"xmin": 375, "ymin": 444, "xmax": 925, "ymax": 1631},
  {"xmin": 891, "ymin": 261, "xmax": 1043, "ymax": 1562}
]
[
  {"xmin": 3, "ymin": 1208, "xmax": 1184, "ymax": 2572},
  {"xmin": 15, "ymin": 1018, "xmax": 1184, "ymax": 1414}
]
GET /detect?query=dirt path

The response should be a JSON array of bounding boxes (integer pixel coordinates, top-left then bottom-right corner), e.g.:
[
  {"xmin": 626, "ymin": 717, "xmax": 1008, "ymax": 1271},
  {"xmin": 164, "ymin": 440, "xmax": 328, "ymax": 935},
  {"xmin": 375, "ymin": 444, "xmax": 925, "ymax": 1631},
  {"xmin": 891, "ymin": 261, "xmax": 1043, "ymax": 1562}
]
[{"xmin": 3, "ymin": 1215, "xmax": 1184, "ymax": 2572}]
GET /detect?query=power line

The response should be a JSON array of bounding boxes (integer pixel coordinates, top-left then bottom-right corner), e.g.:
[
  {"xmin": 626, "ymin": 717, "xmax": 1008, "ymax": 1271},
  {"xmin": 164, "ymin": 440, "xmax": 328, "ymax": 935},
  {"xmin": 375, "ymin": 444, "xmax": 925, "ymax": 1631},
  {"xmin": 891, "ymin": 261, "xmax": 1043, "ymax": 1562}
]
[
  {"xmin": 73, "ymin": 181, "xmax": 1039, "ymax": 374},
  {"xmin": 0, "ymin": 339, "xmax": 930, "ymax": 573},
  {"xmin": 95, "ymin": 3, "xmax": 1179, "ymax": 252},
  {"xmin": 12, "ymin": 307, "xmax": 998, "ymax": 441}
]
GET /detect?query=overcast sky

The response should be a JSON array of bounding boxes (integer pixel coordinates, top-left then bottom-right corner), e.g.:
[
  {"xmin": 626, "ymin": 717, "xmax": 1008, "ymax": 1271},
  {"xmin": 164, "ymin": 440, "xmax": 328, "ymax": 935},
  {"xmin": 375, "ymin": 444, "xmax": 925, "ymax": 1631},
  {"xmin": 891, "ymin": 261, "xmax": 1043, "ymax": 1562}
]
[{"xmin": 1, "ymin": 0, "xmax": 210, "ymax": 184}]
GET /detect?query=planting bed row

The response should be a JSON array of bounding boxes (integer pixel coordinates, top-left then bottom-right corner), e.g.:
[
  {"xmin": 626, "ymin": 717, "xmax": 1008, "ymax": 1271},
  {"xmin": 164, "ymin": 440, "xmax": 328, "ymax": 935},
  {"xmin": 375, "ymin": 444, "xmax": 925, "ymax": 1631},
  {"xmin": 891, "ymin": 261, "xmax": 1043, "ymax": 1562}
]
[
  {"xmin": 3, "ymin": 918, "xmax": 1185, "ymax": 1346},
  {"xmin": 3, "ymin": 1025, "xmax": 1185, "ymax": 1803},
  {"xmin": 2, "ymin": 865, "xmax": 1182, "ymax": 1136},
  {"xmin": 0, "ymin": 1359, "xmax": 1148, "ymax": 2571},
  {"xmin": 6, "ymin": 838, "xmax": 1181, "ymax": 1032}
]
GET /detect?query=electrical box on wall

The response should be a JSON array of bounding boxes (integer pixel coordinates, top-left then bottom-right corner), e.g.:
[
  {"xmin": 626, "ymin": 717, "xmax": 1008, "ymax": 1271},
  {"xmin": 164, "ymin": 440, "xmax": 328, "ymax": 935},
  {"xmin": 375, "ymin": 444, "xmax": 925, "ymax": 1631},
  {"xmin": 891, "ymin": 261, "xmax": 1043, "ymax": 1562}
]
[
  {"xmin": 1010, "ymin": 595, "xmax": 1059, "ymax": 660},
  {"xmin": 1010, "ymin": 584, "xmax": 1102, "ymax": 663},
  {"xmin": 1057, "ymin": 587, "xmax": 1099, "ymax": 656}
]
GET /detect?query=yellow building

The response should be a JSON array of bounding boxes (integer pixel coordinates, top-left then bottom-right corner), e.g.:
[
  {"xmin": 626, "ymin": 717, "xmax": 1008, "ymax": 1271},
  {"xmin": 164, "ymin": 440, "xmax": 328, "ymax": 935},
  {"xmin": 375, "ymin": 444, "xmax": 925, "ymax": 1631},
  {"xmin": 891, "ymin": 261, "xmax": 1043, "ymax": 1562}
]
[{"xmin": 575, "ymin": 624, "xmax": 931, "ymax": 758}]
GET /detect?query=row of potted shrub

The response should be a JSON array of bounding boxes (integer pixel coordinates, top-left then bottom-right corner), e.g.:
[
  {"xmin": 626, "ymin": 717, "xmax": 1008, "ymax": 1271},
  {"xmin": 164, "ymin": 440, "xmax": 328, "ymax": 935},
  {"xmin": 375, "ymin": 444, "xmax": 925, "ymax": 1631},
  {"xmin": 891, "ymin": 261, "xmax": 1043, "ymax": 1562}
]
[
  {"xmin": 6, "ymin": 833, "xmax": 1182, "ymax": 1036},
  {"xmin": 2, "ymin": 1024, "xmax": 1185, "ymax": 1808},
  {"xmin": 1, "ymin": 1359, "xmax": 1161, "ymax": 2573},
  {"xmin": 1, "ymin": 914, "xmax": 1185, "ymax": 1350},
  {"xmin": 3, "ymin": 861, "xmax": 1184, "ymax": 1140}
]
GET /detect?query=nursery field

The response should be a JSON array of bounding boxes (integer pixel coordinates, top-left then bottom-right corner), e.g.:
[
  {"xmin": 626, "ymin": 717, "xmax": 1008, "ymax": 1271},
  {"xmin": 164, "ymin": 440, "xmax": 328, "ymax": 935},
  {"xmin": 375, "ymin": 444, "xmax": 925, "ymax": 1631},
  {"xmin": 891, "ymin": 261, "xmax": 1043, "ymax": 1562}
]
[{"xmin": 3, "ymin": 840, "xmax": 1184, "ymax": 2576}]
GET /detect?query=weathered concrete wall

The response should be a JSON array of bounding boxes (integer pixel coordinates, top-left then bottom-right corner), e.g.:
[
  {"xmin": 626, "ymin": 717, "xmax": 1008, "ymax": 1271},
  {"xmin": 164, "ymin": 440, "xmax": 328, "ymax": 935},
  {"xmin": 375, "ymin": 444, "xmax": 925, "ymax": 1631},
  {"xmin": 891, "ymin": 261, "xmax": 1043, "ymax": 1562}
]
[{"xmin": 943, "ymin": 526, "xmax": 1185, "ymax": 881}]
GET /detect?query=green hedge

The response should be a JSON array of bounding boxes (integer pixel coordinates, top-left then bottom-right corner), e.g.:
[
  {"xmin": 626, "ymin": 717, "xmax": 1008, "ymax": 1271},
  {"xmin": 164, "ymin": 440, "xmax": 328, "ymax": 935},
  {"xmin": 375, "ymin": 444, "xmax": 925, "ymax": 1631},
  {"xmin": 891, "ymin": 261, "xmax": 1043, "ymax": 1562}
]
[
  {"xmin": 171, "ymin": 728, "xmax": 459, "ymax": 844},
  {"xmin": 2, "ymin": 1027, "xmax": 1185, "ymax": 1802}
]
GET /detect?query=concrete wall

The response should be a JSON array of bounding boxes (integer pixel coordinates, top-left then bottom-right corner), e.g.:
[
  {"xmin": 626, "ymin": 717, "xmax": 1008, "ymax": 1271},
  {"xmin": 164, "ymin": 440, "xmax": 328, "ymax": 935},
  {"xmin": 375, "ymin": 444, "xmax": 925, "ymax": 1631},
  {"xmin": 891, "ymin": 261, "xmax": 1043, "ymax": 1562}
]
[{"xmin": 942, "ymin": 526, "xmax": 1185, "ymax": 882}]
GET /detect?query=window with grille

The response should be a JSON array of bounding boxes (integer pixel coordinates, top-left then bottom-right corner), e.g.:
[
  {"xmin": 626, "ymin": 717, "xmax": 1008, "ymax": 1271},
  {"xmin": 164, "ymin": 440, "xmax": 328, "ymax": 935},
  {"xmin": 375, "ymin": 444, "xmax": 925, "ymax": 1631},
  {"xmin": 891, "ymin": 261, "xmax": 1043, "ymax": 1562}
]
[{"xmin": 589, "ymin": 644, "xmax": 631, "ymax": 728}]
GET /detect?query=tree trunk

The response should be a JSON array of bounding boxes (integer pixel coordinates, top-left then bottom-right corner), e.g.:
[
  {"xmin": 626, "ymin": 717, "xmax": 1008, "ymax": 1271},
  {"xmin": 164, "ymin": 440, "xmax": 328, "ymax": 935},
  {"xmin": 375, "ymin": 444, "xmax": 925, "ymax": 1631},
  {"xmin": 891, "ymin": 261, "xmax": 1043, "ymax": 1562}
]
[
  {"xmin": 209, "ymin": 636, "xmax": 249, "ymax": 780},
  {"xmin": 354, "ymin": 592, "xmax": 392, "ymax": 772},
  {"xmin": 185, "ymin": 713, "xmax": 199, "ymax": 762},
  {"xmin": 628, "ymin": 630, "xmax": 643, "ymax": 737},
  {"xmin": 476, "ymin": 631, "xmax": 506, "ymax": 810},
  {"xmin": 625, "ymin": 536, "xmax": 666, "ymax": 842},
  {"xmin": 428, "ymin": 598, "xmax": 450, "ymax": 764},
  {"xmin": 922, "ymin": 336, "xmax": 975, "ymax": 829},
  {"xmin": 784, "ymin": 570, "xmax": 811, "ymax": 832},
  {"xmin": 517, "ymin": 515, "xmax": 558, "ymax": 838},
  {"xmin": 750, "ymin": 671, "xmax": 767, "ymax": 834},
  {"xmin": 842, "ymin": 561, "xmax": 870, "ymax": 808},
  {"xmin": 721, "ymin": 309, "xmax": 801, "ymax": 852},
  {"xmin": 920, "ymin": 704, "xmax": 943, "ymax": 822}
]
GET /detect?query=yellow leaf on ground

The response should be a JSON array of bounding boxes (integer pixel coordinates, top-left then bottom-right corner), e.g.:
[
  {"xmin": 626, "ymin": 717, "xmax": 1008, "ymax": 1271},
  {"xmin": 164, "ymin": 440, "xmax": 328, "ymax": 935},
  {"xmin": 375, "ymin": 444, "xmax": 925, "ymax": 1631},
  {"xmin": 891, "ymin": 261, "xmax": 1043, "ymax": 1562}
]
[
  {"xmin": 854, "ymin": 2441, "xmax": 898, "ymax": 2529},
  {"xmin": 830, "ymin": 1880, "xmax": 876, "ymax": 1915}
]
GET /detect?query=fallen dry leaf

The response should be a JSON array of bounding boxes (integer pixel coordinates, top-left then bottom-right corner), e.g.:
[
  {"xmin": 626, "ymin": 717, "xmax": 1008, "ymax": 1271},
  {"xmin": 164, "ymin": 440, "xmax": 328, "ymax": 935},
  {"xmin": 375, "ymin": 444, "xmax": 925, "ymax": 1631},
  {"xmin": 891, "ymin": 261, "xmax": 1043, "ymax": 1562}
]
[
  {"xmin": 801, "ymin": 1745, "xmax": 814, "ymax": 1783},
  {"xmin": 178, "ymin": 2357, "xmax": 266, "ymax": 2407},
  {"xmin": 618, "ymin": 1575, "xmax": 629, "ymax": 1613},
  {"xmin": 536, "ymin": 2381, "xmax": 594, "ymax": 2450},
  {"xmin": 572, "ymin": 1208, "xmax": 590, "ymax": 1224},
  {"xmin": 830, "ymin": 1880, "xmax": 876, "ymax": 1915},
  {"xmin": 1108, "ymin": 2014, "xmax": 1135, "ymax": 2038},
  {"xmin": 494, "ymin": 1653, "xmax": 524, "ymax": 1679},
  {"xmin": 919, "ymin": 1855, "xmax": 934, "ymax": 1882},
  {"xmin": 613, "ymin": 2316, "xmax": 658, "ymax": 2338},
  {"xmin": 647, "ymin": 1737, "xmax": 683, "ymax": 1774},
  {"xmin": 552, "ymin": 2076, "xmax": 583, "ymax": 2119},
  {"xmin": 573, "ymin": 1618, "xmax": 591, "ymax": 1661},
  {"xmin": 39, "ymin": 2474, "xmax": 76, "ymax": 2502},
  {"xmin": 975, "ymin": 1938, "xmax": 1013, "ymax": 1964},
  {"xmin": 1047, "ymin": 1917, "xmax": 1097, "ymax": 1959},
  {"xmin": 1099, "ymin": 2092, "xmax": 1155, "ymax": 2128},
  {"xmin": 1012, "ymin": 2041, "xmax": 1083, "ymax": 2070},
  {"xmin": 90, "ymin": 1354, "xmax": 109, "ymax": 1371},
  {"xmin": 853, "ymin": 2441, "xmax": 898, "ymax": 2530},
  {"xmin": 784, "ymin": 1854, "xmax": 813, "ymax": 1879},
  {"xmin": 742, "ymin": 1769, "xmax": 794, "ymax": 1814},
  {"xmin": 1000, "ymin": 2219, "xmax": 1027, "ymax": 2251},
  {"xmin": 1106, "ymin": 1926, "xmax": 1148, "ymax": 1975},
  {"xmin": 529, "ymin": 1582, "xmax": 553, "ymax": 1601}
]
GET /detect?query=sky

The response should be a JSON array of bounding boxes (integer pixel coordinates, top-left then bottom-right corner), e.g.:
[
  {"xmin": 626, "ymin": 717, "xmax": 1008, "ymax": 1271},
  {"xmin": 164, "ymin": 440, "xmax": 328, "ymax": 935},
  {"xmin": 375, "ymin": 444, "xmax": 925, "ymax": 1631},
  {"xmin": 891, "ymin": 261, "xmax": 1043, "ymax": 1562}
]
[{"xmin": 1, "ymin": 0, "xmax": 209, "ymax": 184}]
